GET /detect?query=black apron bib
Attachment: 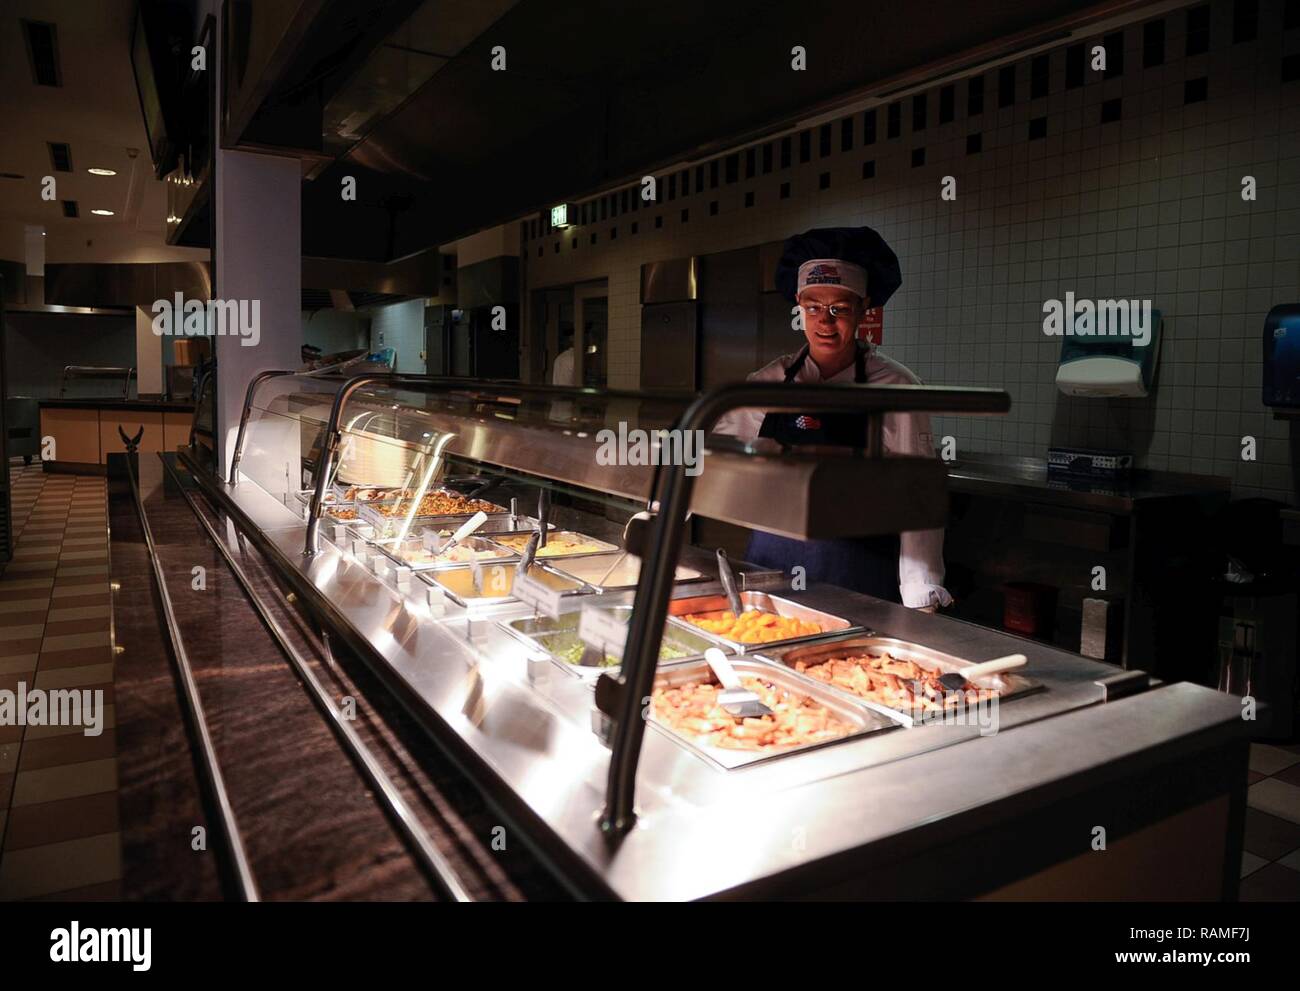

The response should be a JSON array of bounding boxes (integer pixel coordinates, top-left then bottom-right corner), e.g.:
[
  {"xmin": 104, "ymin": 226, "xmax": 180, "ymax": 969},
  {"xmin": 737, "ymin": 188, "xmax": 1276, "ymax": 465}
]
[{"xmin": 745, "ymin": 343, "xmax": 901, "ymax": 602}]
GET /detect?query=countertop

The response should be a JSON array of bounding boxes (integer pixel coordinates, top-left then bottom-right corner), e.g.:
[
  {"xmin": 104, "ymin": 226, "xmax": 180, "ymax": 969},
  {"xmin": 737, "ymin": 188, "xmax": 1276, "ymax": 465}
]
[
  {"xmin": 39, "ymin": 398, "xmax": 195, "ymax": 413},
  {"xmin": 946, "ymin": 454, "xmax": 1231, "ymax": 513}
]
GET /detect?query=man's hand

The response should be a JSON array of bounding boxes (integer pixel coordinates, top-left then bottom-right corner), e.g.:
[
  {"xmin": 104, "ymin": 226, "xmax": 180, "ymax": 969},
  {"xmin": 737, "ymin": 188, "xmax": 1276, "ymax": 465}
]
[{"xmin": 915, "ymin": 605, "xmax": 937, "ymax": 614}]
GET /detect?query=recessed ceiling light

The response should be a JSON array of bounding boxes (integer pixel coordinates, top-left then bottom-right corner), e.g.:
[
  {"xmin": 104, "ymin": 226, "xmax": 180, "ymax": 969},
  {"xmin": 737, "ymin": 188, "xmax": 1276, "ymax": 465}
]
[
  {"xmin": 90, "ymin": 208, "xmax": 114, "ymax": 216},
  {"xmin": 87, "ymin": 167, "xmax": 117, "ymax": 176}
]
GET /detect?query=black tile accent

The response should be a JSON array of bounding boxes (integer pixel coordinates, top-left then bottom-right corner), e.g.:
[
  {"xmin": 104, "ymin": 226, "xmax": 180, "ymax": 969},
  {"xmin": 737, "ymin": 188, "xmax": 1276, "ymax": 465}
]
[
  {"xmin": 1031, "ymin": 54, "xmax": 1050, "ymax": 99},
  {"xmin": 609, "ymin": 227, "xmax": 617, "ymax": 240},
  {"xmin": 1286, "ymin": 0, "xmax": 1300, "ymax": 30},
  {"xmin": 49, "ymin": 139, "xmax": 73, "ymax": 170},
  {"xmin": 1143, "ymin": 18, "xmax": 1165, "ymax": 68},
  {"xmin": 998, "ymin": 65, "xmax": 1015, "ymax": 107},
  {"xmin": 1028, "ymin": 116, "xmax": 1047, "ymax": 140},
  {"xmin": 887, "ymin": 101, "xmax": 901, "ymax": 138},
  {"xmin": 1104, "ymin": 31, "xmax": 1124, "ymax": 78},
  {"xmin": 621, "ymin": 189, "xmax": 629, "ymax": 213},
  {"xmin": 912, "ymin": 93, "xmax": 927, "ymax": 130},
  {"xmin": 780, "ymin": 136, "xmax": 792, "ymax": 168},
  {"xmin": 862, "ymin": 159, "xmax": 875, "ymax": 179},
  {"xmin": 725, "ymin": 153, "xmax": 739, "ymax": 183},
  {"xmin": 1233, "ymin": 0, "xmax": 1258, "ymax": 43},
  {"xmin": 571, "ymin": 238, "xmax": 577, "ymax": 250},
  {"xmin": 667, "ymin": 173, "xmax": 676, "ymax": 200},
  {"xmin": 762, "ymin": 143, "xmax": 773, "ymax": 173},
  {"xmin": 1184, "ymin": 76, "xmax": 1208, "ymax": 103},
  {"xmin": 580, "ymin": 202, "xmax": 588, "ymax": 224},
  {"xmin": 654, "ymin": 214, "xmax": 663, "ymax": 228},
  {"xmin": 1101, "ymin": 97, "xmax": 1122, "ymax": 123},
  {"xmin": 819, "ymin": 123, "xmax": 832, "ymax": 156},
  {"xmin": 939, "ymin": 84, "xmax": 955, "ymax": 124},
  {"xmin": 799, "ymin": 130, "xmax": 812, "ymax": 162},
  {"xmin": 680, "ymin": 169, "xmax": 689, "ymax": 197},
  {"xmin": 840, "ymin": 117, "xmax": 854, "ymax": 152},
  {"xmin": 744, "ymin": 190, "xmax": 755, "ymax": 207},
  {"xmin": 911, "ymin": 147, "xmax": 926, "ymax": 167},
  {"xmin": 779, "ymin": 182, "xmax": 790, "ymax": 199},
  {"xmin": 1282, "ymin": 53, "xmax": 1300, "ymax": 82},
  {"xmin": 745, "ymin": 148, "xmax": 756, "ymax": 179},
  {"xmin": 537, "ymin": 246, "xmax": 543, "ymax": 258},
  {"xmin": 630, "ymin": 221, "xmax": 638, "ymax": 235},
  {"xmin": 695, "ymin": 165, "xmax": 705, "ymax": 190},
  {"xmin": 709, "ymin": 200, "xmax": 719, "ymax": 215},
  {"xmin": 966, "ymin": 132, "xmax": 982, "ymax": 154},
  {"xmin": 710, "ymin": 159, "xmax": 720, "ymax": 188},
  {"xmin": 819, "ymin": 171, "xmax": 831, "ymax": 189},
  {"xmin": 863, "ymin": 108, "xmax": 877, "ymax": 144},
  {"xmin": 590, "ymin": 232, "xmax": 597, "ymax": 245},
  {"xmin": 554, "ymin": 242, "xmax": 560, "ymax": 253},
  {"xmin": 680, "ymin": 208, "xmax": 689, "ymax": 223},
  {"xmin": 1066, "ymin": 43, "xmax": 1085, "ymax": 88},
  {"xmin": 968, "ymin": 75, "xmax": 984, "ymax": 114},
  {"xmin": 1187, "ymin": 5, "xmax": 1210, "ymax": 56}
]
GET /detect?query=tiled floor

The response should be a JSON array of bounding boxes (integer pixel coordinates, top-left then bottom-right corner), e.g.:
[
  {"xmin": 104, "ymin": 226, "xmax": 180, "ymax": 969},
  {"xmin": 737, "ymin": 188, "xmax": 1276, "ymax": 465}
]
[
  {"xmin": 1241, "ymin": 742, "xmax": 1300, "ymax": 901},
  {"xmin": 0, "ymin": 463, "xmax": 119, "ymax": 900}
]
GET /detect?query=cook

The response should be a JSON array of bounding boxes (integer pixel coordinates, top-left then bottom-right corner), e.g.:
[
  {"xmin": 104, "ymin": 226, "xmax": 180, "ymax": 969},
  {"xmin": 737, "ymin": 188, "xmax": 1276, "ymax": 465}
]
[{"xmin": 713, "ymin": 226, "xmax": 951, "ymax": 610}]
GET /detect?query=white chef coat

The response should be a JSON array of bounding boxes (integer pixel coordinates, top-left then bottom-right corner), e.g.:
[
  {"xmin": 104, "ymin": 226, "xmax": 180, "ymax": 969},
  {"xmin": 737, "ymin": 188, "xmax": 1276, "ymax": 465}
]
[
  {"xmin": 712, "ymin": 345, "xmax": 953, "ymax": 609},
  {"xmin": 551, "ymin": 347, "xmax": 576, "ymax": 386}
]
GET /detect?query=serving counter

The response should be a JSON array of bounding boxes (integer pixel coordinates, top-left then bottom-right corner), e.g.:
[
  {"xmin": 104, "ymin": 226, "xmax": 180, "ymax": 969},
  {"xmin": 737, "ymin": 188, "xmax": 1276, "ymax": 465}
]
[{"xmin": 164, "ymin": 372, "xmax": 1249, "ymax": 900}]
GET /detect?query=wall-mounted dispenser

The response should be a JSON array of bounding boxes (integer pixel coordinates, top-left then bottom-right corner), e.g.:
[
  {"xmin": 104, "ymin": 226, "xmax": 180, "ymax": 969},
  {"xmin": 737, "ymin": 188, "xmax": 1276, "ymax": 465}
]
[
  {"xmin": 1055, "ymin": 306, "xmax": 1162, "ymax": 398},
  {"xmin": 1262, "ymin": 303, "xmax": 1300, "ymax": 409}
]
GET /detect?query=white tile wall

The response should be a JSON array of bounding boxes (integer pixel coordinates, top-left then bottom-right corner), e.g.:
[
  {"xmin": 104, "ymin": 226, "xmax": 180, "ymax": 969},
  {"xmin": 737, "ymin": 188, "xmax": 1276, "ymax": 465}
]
[
  {"xmin": 518, "ymin": 0, "xmax": 1300, "ymax": 501},
  {"xmin": 368, "ymin": 299, "xmax": 426, "ymax": 373}
]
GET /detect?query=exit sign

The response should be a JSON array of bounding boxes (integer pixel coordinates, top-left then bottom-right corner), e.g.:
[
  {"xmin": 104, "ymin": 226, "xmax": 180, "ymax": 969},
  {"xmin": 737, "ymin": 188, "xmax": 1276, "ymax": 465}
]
[{"xmin": 550, "ymin": 204, "xmax": 570, "ymax": 228}]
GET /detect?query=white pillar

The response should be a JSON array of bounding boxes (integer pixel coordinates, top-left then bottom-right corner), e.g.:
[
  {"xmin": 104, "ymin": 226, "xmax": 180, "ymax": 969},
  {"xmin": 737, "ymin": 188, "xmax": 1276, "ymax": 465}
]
[
  {"xmin": 212, "ymin": 149, "xmax": 302, "ymax": 477},
  {"xmin": 135, "ymin": 305, "xmax": 163, "ymax": 396}
]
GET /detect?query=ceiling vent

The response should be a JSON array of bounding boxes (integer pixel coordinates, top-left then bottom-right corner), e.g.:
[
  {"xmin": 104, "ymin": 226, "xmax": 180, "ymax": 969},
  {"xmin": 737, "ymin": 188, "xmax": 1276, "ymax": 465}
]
[
  {"xmin": 48, "ymin": 142, "xmax": 73, "ymax": 173},
  {"xmin": 22, "ymin": 20, "xmax": 62, "ymax": 87},
  {"xmin": 61, "ymin": 200, "xmax": 79, "ymax": 218}
]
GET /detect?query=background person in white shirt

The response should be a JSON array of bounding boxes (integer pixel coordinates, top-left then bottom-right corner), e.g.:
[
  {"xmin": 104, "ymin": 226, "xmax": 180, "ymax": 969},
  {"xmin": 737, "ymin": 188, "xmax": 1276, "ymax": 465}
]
[
  {"xmin": 712, "ymin": 226, "xmax": 951, "ymax": 610},
  {"xmin": 551, "ymin": 346, "xmax": 576, "ymax": 386}
]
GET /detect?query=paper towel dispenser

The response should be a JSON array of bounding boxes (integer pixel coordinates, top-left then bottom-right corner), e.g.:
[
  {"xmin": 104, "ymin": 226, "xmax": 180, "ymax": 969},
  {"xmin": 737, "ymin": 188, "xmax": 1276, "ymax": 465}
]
[
  {"xmin": 1056, "ymin": 307, "xmax": 1162, "ymax": 398},
  {"xmin": 1262, "ymin": 303, "xmax": 1300, "ymax": 409}
]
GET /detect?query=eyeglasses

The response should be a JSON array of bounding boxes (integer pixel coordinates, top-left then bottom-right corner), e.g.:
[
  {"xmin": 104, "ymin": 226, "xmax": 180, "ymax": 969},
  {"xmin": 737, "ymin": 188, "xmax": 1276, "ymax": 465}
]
[{"xmin": 801, "ymin": 302, "xmax": 857, "ymax": 320}]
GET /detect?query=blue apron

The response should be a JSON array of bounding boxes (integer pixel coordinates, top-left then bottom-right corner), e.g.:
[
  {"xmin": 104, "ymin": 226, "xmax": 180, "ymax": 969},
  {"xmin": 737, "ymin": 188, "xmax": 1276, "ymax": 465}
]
[{"xmin": 745, "ymin": 343, "xmax": 902, "ymax": 603}]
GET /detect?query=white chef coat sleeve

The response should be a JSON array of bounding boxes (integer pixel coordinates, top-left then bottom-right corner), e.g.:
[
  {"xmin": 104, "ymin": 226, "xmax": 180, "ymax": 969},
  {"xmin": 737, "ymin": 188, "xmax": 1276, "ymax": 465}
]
[
  {"xmin": 883, "ymin": 408, "xmax": 954, "ymax": 609},
  {"xmin": 710, "ymin": 361, "xmax": 786, "ymax": 441}
]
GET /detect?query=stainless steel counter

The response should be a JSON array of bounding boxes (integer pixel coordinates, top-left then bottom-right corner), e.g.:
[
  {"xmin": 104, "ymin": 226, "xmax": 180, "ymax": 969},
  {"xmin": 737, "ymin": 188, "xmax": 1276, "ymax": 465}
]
[{"xmin": 187, "ymin": 458, "xmax": 1249, "ymax": 900}]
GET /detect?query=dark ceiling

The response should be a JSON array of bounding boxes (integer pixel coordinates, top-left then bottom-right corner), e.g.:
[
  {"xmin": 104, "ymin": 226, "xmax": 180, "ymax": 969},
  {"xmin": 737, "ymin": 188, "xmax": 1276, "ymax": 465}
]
[{"xmin": 242, "ymin": 0, "xmax": 1150, "ymax": 261}]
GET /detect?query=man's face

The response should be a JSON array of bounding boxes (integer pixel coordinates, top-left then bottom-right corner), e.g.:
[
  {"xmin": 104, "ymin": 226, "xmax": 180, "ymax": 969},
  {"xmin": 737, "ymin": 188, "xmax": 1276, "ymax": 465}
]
[{"xmin": 799, "ymin": 284, "xmax": 865, "ymax": 364}]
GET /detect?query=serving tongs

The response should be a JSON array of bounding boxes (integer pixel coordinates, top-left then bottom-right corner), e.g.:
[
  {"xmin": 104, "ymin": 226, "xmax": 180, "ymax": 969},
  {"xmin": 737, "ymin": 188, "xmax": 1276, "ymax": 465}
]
[
  {"xmin": 716, "ymin": 548, "xmax": 744, "ymax": 616},
  {"xmin": 704, "ymin": 647, "xmax": 773, "ymax": 718}
]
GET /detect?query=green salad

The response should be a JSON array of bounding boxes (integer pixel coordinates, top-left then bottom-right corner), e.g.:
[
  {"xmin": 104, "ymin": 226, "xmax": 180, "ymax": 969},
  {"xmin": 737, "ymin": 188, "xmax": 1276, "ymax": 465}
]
[{"xmin": 540, "ymin": 635, "xmax": 693, "ymax": 668}]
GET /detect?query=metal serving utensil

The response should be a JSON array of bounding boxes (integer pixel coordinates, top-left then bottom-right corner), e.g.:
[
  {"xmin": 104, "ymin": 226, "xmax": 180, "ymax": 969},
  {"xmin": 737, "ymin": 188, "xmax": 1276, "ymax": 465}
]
[
  {"xmin": 515, "ymin": 530, "xmax": 540, "ymax": 577},
  {"xmin": 937, "ymin": 653, "xmax": 1027, "ymax": 692},
  {"xmin": 435, "ymin": 510, "xmax": 488, "ymax": 554},
  {"xmin": 715, "ymin": 548, "xmax": 744, "ymax": 616},
  {"xmin": 704, "ymin": 647, "xmax": 773, "ymax": 718}
]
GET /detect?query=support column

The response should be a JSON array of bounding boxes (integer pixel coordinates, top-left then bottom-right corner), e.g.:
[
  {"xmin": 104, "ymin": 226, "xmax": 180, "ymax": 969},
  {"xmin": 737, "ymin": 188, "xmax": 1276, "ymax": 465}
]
[{"xmin": 212, "ymin": 150, "xmax": 302, "ymax": 477}]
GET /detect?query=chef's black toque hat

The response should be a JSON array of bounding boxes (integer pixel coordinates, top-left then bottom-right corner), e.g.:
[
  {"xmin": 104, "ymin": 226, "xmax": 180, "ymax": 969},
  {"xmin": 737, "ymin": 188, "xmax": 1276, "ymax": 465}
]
[{"xmin": 774, "ymin": 225, "xmax": 902, "ymax": 307}]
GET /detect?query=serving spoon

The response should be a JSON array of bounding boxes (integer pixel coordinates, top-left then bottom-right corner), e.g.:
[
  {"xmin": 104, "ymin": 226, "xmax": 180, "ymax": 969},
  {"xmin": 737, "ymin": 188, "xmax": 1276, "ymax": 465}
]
[{"xmin": 704, "ymin": 647, "xmax": 773, "ymax": 718}]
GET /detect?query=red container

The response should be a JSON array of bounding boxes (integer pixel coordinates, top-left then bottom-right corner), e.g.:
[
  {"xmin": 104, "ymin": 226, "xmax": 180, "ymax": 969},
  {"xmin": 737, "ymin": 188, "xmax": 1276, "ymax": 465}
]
[{"xmin": 1003, "ymin": 582, "xmax": 1058, "ymax": 637}]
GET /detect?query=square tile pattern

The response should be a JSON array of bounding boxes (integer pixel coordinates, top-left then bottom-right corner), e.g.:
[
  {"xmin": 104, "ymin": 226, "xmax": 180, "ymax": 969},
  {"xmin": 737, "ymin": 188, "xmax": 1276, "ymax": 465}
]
[
  {"xmin": 0, "ymin": 464, "xmax": 117, "ymax": 900},
  {"xmin": 514, "ymin": 0, "xmax": 1300, "ymax": 502}
]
